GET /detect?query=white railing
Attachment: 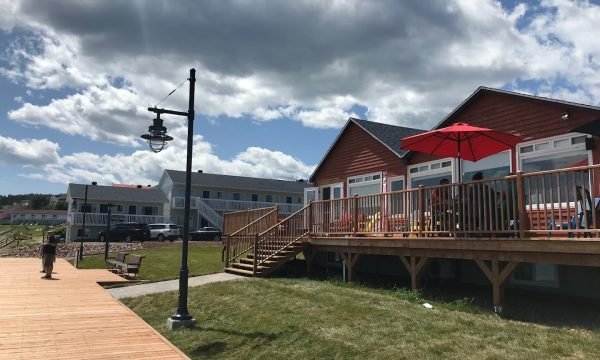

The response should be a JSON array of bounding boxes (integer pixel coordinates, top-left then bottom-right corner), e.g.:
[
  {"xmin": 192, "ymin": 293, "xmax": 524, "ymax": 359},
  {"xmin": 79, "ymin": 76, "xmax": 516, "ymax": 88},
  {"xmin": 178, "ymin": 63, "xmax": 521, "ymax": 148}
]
[
  {"xmin": 68, "ymin": 212, "xmax": 167, "ymax": 226},
  {"xmin": 194, "ymin": 198, "xmax": 224, "ymax": 230},
  {"xmin": 172, "ymin": 197, "xmax": 302, "ymax": 214}
]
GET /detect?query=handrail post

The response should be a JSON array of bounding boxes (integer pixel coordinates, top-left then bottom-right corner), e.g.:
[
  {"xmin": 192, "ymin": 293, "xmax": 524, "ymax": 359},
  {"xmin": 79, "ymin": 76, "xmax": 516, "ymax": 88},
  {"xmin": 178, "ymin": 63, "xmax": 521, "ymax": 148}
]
[
  {"xmin": 308, "ymin": 201, "xmax": 313, "ymax": 234},
  {"xmin": 418, "ymin": 185, "xmax": 424, "ymax": 238},
  {"xmin": 352, "ymin": 196, "xmax": 359, "ymax": 235},
  {"xmin": 516, "ymin": 171, "xmax": 529, "ymax": 238},
  {"xmin": 253, "ymin": 233, "xmax": 258, "ymax": 276},
  {"xmin": 225, "ymin": 235, "xmax": 230, "ymax": 267}
]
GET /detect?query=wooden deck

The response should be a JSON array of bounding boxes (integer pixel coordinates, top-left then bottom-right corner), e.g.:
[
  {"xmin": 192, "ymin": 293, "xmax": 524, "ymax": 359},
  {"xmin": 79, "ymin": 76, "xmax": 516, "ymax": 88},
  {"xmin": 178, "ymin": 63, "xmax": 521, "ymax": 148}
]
[{"xmin": 0, "ymin": 258, "xmax": 189, "ymax": 360}]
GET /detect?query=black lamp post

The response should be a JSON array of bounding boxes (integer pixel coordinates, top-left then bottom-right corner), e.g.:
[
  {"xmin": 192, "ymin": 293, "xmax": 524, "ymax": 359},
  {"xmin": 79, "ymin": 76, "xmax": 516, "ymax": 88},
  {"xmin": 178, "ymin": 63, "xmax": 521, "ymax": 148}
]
[
  {"xmin": 104, "ymin": 204, "xmax": 115, "ymax": 261},
  {"xmin": 71, "ymin": 182, "xmax": 96, "ymax": 260},
  {"xmin": 142, "ymin": 68, "xmax": 196, "ymax": 329}
]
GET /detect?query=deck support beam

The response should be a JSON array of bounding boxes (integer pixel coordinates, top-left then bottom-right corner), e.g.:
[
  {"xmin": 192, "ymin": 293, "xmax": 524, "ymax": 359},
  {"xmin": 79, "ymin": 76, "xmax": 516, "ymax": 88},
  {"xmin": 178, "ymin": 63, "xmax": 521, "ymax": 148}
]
[
  {"xmin": 399, "ymin": 256, "xmax": 429, "ymax": 290},
  {"xmin": 340, "ymin": 253, "xmax": 360, "ymax": 282},
  {"xmin": 475, "ymin": 259, "xmax": 519, "ymax": 313}
]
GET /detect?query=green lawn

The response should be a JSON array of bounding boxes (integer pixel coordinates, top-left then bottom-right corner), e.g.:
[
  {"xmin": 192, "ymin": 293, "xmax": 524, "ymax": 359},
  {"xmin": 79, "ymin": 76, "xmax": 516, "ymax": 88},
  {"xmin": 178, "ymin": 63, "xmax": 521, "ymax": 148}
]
[
  {"xmin": 123, "ymin": 279, "xmax": 600, "ymax": 359},
  {"xmin": 78, "ymin": 246, "xmax": 224, "ymax": 281}
]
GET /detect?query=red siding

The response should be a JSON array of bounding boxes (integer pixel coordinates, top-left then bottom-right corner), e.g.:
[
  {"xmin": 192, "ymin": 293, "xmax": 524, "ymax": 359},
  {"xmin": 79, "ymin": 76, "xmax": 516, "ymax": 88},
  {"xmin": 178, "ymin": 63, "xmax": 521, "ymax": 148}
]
[
  {"xmin": 312, "ymin": 122, "xmax": 406, "ymax": 193},
  {"xmin": 410, "ymin": 91, "xmax": 600, "ymax": 165}
]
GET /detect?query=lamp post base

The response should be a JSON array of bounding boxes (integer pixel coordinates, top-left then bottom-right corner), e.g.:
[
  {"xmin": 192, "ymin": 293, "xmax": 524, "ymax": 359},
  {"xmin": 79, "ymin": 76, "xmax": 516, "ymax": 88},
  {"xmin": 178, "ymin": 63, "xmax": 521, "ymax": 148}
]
[{"xmin": 166, "ymin": 317, "xmax": 196, "ymax": 330}]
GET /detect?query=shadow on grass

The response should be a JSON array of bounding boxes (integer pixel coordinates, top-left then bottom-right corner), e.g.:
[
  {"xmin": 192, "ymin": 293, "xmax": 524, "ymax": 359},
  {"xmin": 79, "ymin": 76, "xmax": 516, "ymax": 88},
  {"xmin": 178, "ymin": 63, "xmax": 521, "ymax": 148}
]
[
  {"xmin": 188, "ymin": 326, "xmax": 281, "ymax": 356},
  {"xmin": 268, "ymin": 259, "xmax": 600, "ymax": 331}
]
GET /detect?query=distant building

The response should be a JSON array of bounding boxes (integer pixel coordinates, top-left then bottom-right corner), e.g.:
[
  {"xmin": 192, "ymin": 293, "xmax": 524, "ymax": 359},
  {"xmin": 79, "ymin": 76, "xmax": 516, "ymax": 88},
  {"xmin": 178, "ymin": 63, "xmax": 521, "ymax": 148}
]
[
  {"xmin": 157, "ymin": 170, "xmax": 313, "ymax": 230},
  {"xmin": 65, "ymin": 183, "xmax": 169, "ymax": 242}
]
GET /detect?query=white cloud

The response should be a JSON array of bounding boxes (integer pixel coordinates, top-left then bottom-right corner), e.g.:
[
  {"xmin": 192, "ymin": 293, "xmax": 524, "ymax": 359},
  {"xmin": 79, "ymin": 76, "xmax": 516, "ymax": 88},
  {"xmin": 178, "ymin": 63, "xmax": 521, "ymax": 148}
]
[{"xmin": 0, "ymin": 135, "xmax": 60, "ymax": 166}]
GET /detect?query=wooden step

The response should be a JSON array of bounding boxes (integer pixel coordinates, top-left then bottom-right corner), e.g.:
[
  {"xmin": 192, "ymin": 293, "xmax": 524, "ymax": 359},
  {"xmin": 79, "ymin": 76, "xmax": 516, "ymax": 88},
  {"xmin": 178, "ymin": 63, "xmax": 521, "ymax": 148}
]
[
  {"xmin": 232, "ymin": 262, "xmax": 269, "ymax": 271},
  {"xmin": 224, "ymin": 267, "xmax": 259, "ymax": 276}
]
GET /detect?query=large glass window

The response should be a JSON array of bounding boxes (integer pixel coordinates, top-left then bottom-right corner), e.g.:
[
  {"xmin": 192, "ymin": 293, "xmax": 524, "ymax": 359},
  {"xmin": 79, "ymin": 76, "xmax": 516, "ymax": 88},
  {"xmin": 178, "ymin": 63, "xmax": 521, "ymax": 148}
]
[
  {"xmin": 462, "ymin": 151, "xmax": 510, "ymax": 182},
  {"xmin": 348, "ymin": 173, "xmax": 382, "ymax": 197},
  {"xmin": 408, "ymin": 159, "xmax": 453, "ymax": 188}
]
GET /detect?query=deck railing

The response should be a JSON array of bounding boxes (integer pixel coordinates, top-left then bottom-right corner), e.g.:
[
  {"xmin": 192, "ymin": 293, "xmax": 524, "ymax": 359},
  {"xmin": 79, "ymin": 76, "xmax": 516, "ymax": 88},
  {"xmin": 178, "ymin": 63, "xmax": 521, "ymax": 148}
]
[
  {"xmin": 254, "ymin": 205, "xmax": 310, "ymax": 273},
  {"xmin": 68, "ymin": 212, "xmax": 167, "ymax": 226},
  {"xmin": 310, "ymin": 164, "xmax": 600, "ymax": 239},
  {"xmin": 225, "ymin": 207, "xmax": 278, "ymax": 267},
  {"xmin": 223, "ymin": 206, "xmax": 277, "ymax": 236}
]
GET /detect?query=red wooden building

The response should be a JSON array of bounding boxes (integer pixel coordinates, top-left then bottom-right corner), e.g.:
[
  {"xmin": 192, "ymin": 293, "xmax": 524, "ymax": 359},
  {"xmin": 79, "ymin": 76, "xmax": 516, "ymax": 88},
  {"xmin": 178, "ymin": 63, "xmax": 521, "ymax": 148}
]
[{"xmin": 225, "ymin": 87, "xmax": 600, "ymax": 312}]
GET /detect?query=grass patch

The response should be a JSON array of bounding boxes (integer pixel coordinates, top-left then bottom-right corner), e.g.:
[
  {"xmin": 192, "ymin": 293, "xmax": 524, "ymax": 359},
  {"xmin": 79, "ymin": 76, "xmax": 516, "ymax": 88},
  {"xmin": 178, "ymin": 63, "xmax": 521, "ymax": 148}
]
[
  {"xmin": 78, "ymin": 246, "xmax": 224, "ymax": 281},
  {"xmin": 124, "ymin": 278, "xmax": 600, "ymax": 359}
]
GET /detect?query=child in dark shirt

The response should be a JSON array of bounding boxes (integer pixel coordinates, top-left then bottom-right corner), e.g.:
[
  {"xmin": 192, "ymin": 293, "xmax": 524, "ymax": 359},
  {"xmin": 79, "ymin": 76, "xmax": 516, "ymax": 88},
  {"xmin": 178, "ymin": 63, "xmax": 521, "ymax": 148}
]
[{"xmin": 41, "ymin": 231, "xmax": 58, "ymax": 279}]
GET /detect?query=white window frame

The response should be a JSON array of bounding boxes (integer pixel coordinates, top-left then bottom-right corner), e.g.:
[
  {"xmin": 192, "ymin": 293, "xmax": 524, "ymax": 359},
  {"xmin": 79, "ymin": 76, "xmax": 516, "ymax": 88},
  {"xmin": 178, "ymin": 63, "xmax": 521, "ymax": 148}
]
[
  {"xmin": 388, "ymin": 175, "xmax": 405, "ymax": 193},
  {"xmin": 407, "ymin": 158, "xmax": 454, "ymax": 189},
  {"xmin": 319, "ymin": 182, "xmax": 344, "ymax": 200},
  {"xmin": 347, "ymin": 172, "xmax": 382, "ymax": 197},
  {"xmin": 517, "ymin": 133, "xmax": 592, "ymax": 210}
]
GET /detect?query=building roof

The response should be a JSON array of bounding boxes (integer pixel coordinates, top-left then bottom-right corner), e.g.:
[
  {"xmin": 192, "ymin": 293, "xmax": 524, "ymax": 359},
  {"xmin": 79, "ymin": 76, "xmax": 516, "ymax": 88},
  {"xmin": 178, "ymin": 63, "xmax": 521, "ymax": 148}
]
[
  {"xmin": 67, "ymin": 184, "xmax": 168, "ymax": 203},
  {"xmin": 164, "ymin": 170, "xmax": 311, "ymax": 193},
  {"xmin": 10, "ymin": 210, "xmax": 67, "ymax": 215},
  {"xmin": 432, "ymin": 86, "xmax": 600, "ymax": 130},
  {"xmin": 308, "ymin": 117, "xmax": 425, "ymax": 182}
]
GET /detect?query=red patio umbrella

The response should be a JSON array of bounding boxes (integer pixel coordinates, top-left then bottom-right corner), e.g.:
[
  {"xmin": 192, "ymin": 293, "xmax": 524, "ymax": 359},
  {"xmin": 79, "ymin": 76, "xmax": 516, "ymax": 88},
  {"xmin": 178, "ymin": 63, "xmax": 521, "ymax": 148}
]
[{"xmin": 401, "ymin": 122, "xmax": 523, "ymax": 181}]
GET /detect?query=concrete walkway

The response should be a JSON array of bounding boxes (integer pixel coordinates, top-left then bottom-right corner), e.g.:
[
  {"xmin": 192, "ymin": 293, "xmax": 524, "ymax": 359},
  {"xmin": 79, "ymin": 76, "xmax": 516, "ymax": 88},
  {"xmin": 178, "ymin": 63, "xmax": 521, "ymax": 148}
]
[{"xmin": 108, "ymin": 272, "xmax": 245, "ymax": 299}]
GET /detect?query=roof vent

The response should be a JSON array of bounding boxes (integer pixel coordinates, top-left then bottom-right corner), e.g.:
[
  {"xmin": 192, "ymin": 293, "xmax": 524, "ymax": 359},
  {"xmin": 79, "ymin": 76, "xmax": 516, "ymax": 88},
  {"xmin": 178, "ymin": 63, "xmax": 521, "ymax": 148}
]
[
  {"xmin": 147, "ymin": 185, "xmax": 151, "ymax": 187},
  {"xmin": 197, "ymin": 170, "xmax": 203, "ymax": 173},
  {"xmin": 91, "ymin": 182, "xmax": 98, "ymax": 186},
  {"xmin": 137, "ymin": 185, "xmax": 142, "ymax": 189},
  {"xmin": 297, "ymin": 179, "xmax": 305, "ymax": 182}
]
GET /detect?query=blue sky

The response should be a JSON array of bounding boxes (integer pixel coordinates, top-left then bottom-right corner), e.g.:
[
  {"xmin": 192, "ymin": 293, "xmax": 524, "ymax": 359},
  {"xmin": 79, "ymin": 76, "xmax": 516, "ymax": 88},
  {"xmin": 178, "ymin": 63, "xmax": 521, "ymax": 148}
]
[{"xmin": 1, "ymin": 0, "xmax": 599, "ymax": 195}]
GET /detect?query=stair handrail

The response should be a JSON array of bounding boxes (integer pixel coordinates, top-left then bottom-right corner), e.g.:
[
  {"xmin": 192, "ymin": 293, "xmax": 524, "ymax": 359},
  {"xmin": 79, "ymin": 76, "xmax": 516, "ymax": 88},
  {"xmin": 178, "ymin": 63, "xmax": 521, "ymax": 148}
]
[
  {"xmin": 226, "ymin": 206, "xmax": 278, "ymax": 267},
  {"xmin": 196, "ymin": 198, "xmax": 223, "ymax": 230},
  {"xmin": 255, "ymin": 204, "xmax": 310, "ymax": 267},
  {"xmin": 0, "ymin": 229, "xmax": 17, "ymax": 249}
]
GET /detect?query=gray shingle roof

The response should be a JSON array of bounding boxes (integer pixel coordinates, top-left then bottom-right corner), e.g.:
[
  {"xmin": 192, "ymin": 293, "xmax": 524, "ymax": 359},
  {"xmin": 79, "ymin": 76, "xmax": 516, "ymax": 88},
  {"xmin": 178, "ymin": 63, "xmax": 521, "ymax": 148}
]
[
  {"xmin": 165, "ymin": 170, "xmax": 312, "ymax": 193},
  {"xmin": 351, "ymin": 118, "xmax": 426, "ymax": 157},
  {"xmin": 67, "ymin": 184, "xmax": 168, "ymax": 203}
]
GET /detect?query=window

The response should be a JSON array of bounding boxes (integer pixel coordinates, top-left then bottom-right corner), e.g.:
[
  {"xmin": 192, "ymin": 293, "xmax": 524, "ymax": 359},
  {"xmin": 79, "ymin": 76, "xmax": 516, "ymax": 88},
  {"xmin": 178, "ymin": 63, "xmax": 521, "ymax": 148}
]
[
  {"xmin": 233, "ymin": 193, "xmax": 241, "ymax": 201},
  {"xmin": 286, "ymin": 196, "xmax": 292, "ymax": 204},
  {"xmin": 202, "ymin": 191, "xmax": 210, "ymax": 199},
  {"xmin": 251, "ymin": 194, "xmax": 258, "ymax": 202},
  {"xmin": 512, "ymin": 263, "xmax": 559, "ymax": 288},
  {"xmin": 388, "ymin": 177, "xmax": 405, "ymax": 214},
  {"xmin": 142, "ymin": 206, "xmax": 153, "ymax": 215},
  {"xmin": 266, "ymin": 195, "xmax": 273, "ymax": 203},
  {"xmin": 518, "ymin": 134, "xmax": 590, "ymax": 205},
  {"xmin": 128, "ymin": 205, "xmax": 137, "ymax": 214},
  {"xmin": 217, "ymin": 191, "xmax": 222, "ymax": 199},
  {"xmin": 348, "ymin": 172, "xmax": 382, "ymax": 197},
  {"xmin": 116, "ymin": 205, "xmax": 123, "ymax": 212},
  {"xmin": 99, "ymin": 204, "xmax": 109, "ymax": 213},
  {"xmin": 462, "ymin": 151, "xmax": 510, "ymax": 183},
  {"xmin": 408, "ymin": 159, "xmax": 453, "ymax": 188}
]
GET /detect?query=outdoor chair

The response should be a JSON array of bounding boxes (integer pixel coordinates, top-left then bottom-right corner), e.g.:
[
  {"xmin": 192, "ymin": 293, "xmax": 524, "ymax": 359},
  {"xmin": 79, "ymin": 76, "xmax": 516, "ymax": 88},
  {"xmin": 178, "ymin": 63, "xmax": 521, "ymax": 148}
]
[
  {"xmin": 105, "ymin": 252, "xmax": 128, "ymax": 273},
  {"xmin": 117, "ymin": 254, "xmax": 144, "ymax": 278}
]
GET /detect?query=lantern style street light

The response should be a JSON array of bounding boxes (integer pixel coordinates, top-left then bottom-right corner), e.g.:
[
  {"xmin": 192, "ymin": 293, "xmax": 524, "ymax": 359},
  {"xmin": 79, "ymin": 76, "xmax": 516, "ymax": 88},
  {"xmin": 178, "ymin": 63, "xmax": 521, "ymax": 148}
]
[
  {"xmin": 71, "ymin": 181, "xmax": 97, "ymax": 261},
  {"xmin": 141, "ymin": 68, "xmax": 196, "ymax": 330}
]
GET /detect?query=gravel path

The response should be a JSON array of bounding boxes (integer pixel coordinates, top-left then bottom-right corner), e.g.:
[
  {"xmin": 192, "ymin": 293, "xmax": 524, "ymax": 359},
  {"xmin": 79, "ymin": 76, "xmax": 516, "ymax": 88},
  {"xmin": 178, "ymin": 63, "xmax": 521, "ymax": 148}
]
[{"xmin": 108, "ymin": 272, "xmax": 245, "ymax": 299}]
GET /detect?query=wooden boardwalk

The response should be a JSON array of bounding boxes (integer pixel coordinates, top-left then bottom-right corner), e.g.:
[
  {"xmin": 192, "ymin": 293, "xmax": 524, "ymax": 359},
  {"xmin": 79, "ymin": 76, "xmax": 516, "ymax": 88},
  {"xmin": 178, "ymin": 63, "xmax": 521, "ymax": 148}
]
[{"xmin": 0, "ymin": 258, "xmax": 189, "ymax": 360}]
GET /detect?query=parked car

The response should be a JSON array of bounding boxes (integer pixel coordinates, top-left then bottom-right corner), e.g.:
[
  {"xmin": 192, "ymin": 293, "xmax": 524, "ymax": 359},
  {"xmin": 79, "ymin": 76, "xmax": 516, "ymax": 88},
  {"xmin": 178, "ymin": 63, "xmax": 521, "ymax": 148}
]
[
  {"xmin": 189, "ymin": 226, "xmax": 222, "ymax": 241},
  {"xmin": 148, "ymin": 223, "xmax": 180, "ymax": 242},
  {"xmin": 97, "ymin": 222, "xmax": 150, "ymax": 242}
]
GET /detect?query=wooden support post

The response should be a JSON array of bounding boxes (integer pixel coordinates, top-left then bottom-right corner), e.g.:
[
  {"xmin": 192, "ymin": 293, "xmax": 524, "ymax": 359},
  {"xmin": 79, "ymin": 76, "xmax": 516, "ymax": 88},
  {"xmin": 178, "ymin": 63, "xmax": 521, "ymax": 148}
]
[
  {"xmin": 418, "ymin": 186, "xmax": 425, "ymax": 238},
  {"xmin": 516, "ymin": 171, "xmax": 529, "ymax": 239},
  {"xmin": 399, "ymin": 255, "xmax": 429, "ymax": 290},
  {"xmin": 308, "ymin": 201, "xmax": 313, "ymax": 234},
  {"xmin": 352, "ymin": 196, "xmax": 359, "ymax": 235},
  {"xmin": 474, "ymin": 259, "xmax": 519, "ymax": 314},
  {"xmin": 253, "ymin": 234, "xmax": 258, "ymax": 276},
  {"xmin": 340, "ymin": 253, "xmax": 360, "ymax": 282},
  {"xmin": 225, "ymin": 235, "xmax": 230, "ymax": 267}
]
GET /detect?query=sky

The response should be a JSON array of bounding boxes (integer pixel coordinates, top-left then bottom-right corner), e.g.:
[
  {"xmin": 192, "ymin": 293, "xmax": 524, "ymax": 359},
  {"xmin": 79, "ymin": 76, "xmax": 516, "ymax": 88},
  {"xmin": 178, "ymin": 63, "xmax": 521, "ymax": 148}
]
[{"xmin": 1, "ymin": 0, "xmax": 600, "ymax": 195}]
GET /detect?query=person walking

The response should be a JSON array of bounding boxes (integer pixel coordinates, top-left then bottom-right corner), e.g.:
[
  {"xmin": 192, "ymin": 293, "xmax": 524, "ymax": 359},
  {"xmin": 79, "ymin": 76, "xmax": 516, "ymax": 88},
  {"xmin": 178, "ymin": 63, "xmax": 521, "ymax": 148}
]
[{"xmin": 41, "ymin": 231, "xmax": 58, "ymax": 279}]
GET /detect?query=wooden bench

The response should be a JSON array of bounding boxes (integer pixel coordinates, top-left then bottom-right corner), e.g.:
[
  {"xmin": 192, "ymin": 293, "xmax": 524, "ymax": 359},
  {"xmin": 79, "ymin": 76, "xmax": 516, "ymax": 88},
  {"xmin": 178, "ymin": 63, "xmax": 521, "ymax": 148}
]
[
  {"xmin": 117, "ymin": 254, "xmax": 144, "ymax": 278},
  {"xmin": 105, "ymin": 252, "xmax": 128, "ymax": 273}
]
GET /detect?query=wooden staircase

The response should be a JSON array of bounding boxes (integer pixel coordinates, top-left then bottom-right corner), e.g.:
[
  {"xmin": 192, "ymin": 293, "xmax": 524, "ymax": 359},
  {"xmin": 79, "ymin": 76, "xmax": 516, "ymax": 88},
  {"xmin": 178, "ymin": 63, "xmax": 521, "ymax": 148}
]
[
  {"xmin": 224, "ymin": 240, "xmax": 304, "ymax": 276},
  {"xmin": 224, "ymin": 205, "xmax": 310, "ymax": 277}
]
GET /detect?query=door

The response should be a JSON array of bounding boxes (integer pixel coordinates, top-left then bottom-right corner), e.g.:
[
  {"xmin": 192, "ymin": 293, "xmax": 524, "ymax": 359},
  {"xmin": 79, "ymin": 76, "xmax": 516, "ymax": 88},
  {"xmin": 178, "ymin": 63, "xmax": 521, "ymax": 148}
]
[{"xmin": 304, "ymin": 187, "xmax": 318, "ymax": 205}]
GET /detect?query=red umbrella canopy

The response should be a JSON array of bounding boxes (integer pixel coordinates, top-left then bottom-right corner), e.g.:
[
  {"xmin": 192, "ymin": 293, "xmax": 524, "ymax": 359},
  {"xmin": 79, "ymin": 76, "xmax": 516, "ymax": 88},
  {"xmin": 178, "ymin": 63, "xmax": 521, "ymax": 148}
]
[{"xmin": 401, "ymin": 122, "xmax": 523, "ymax": 162}]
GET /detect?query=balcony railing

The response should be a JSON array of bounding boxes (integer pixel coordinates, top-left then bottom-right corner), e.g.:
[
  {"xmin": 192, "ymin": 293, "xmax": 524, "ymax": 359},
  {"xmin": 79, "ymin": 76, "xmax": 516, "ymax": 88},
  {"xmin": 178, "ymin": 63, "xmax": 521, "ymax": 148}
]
[
  {"xmin": 308, "ymin": 164, "xmax": 600, "ymax": 239},
  {"xmin": 172, "ymin": 197, "xmax": 302, "ymax": 214},
  {"xmin": 68, "ymin": 212, "xmax": 167, "ymax": 226}
]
